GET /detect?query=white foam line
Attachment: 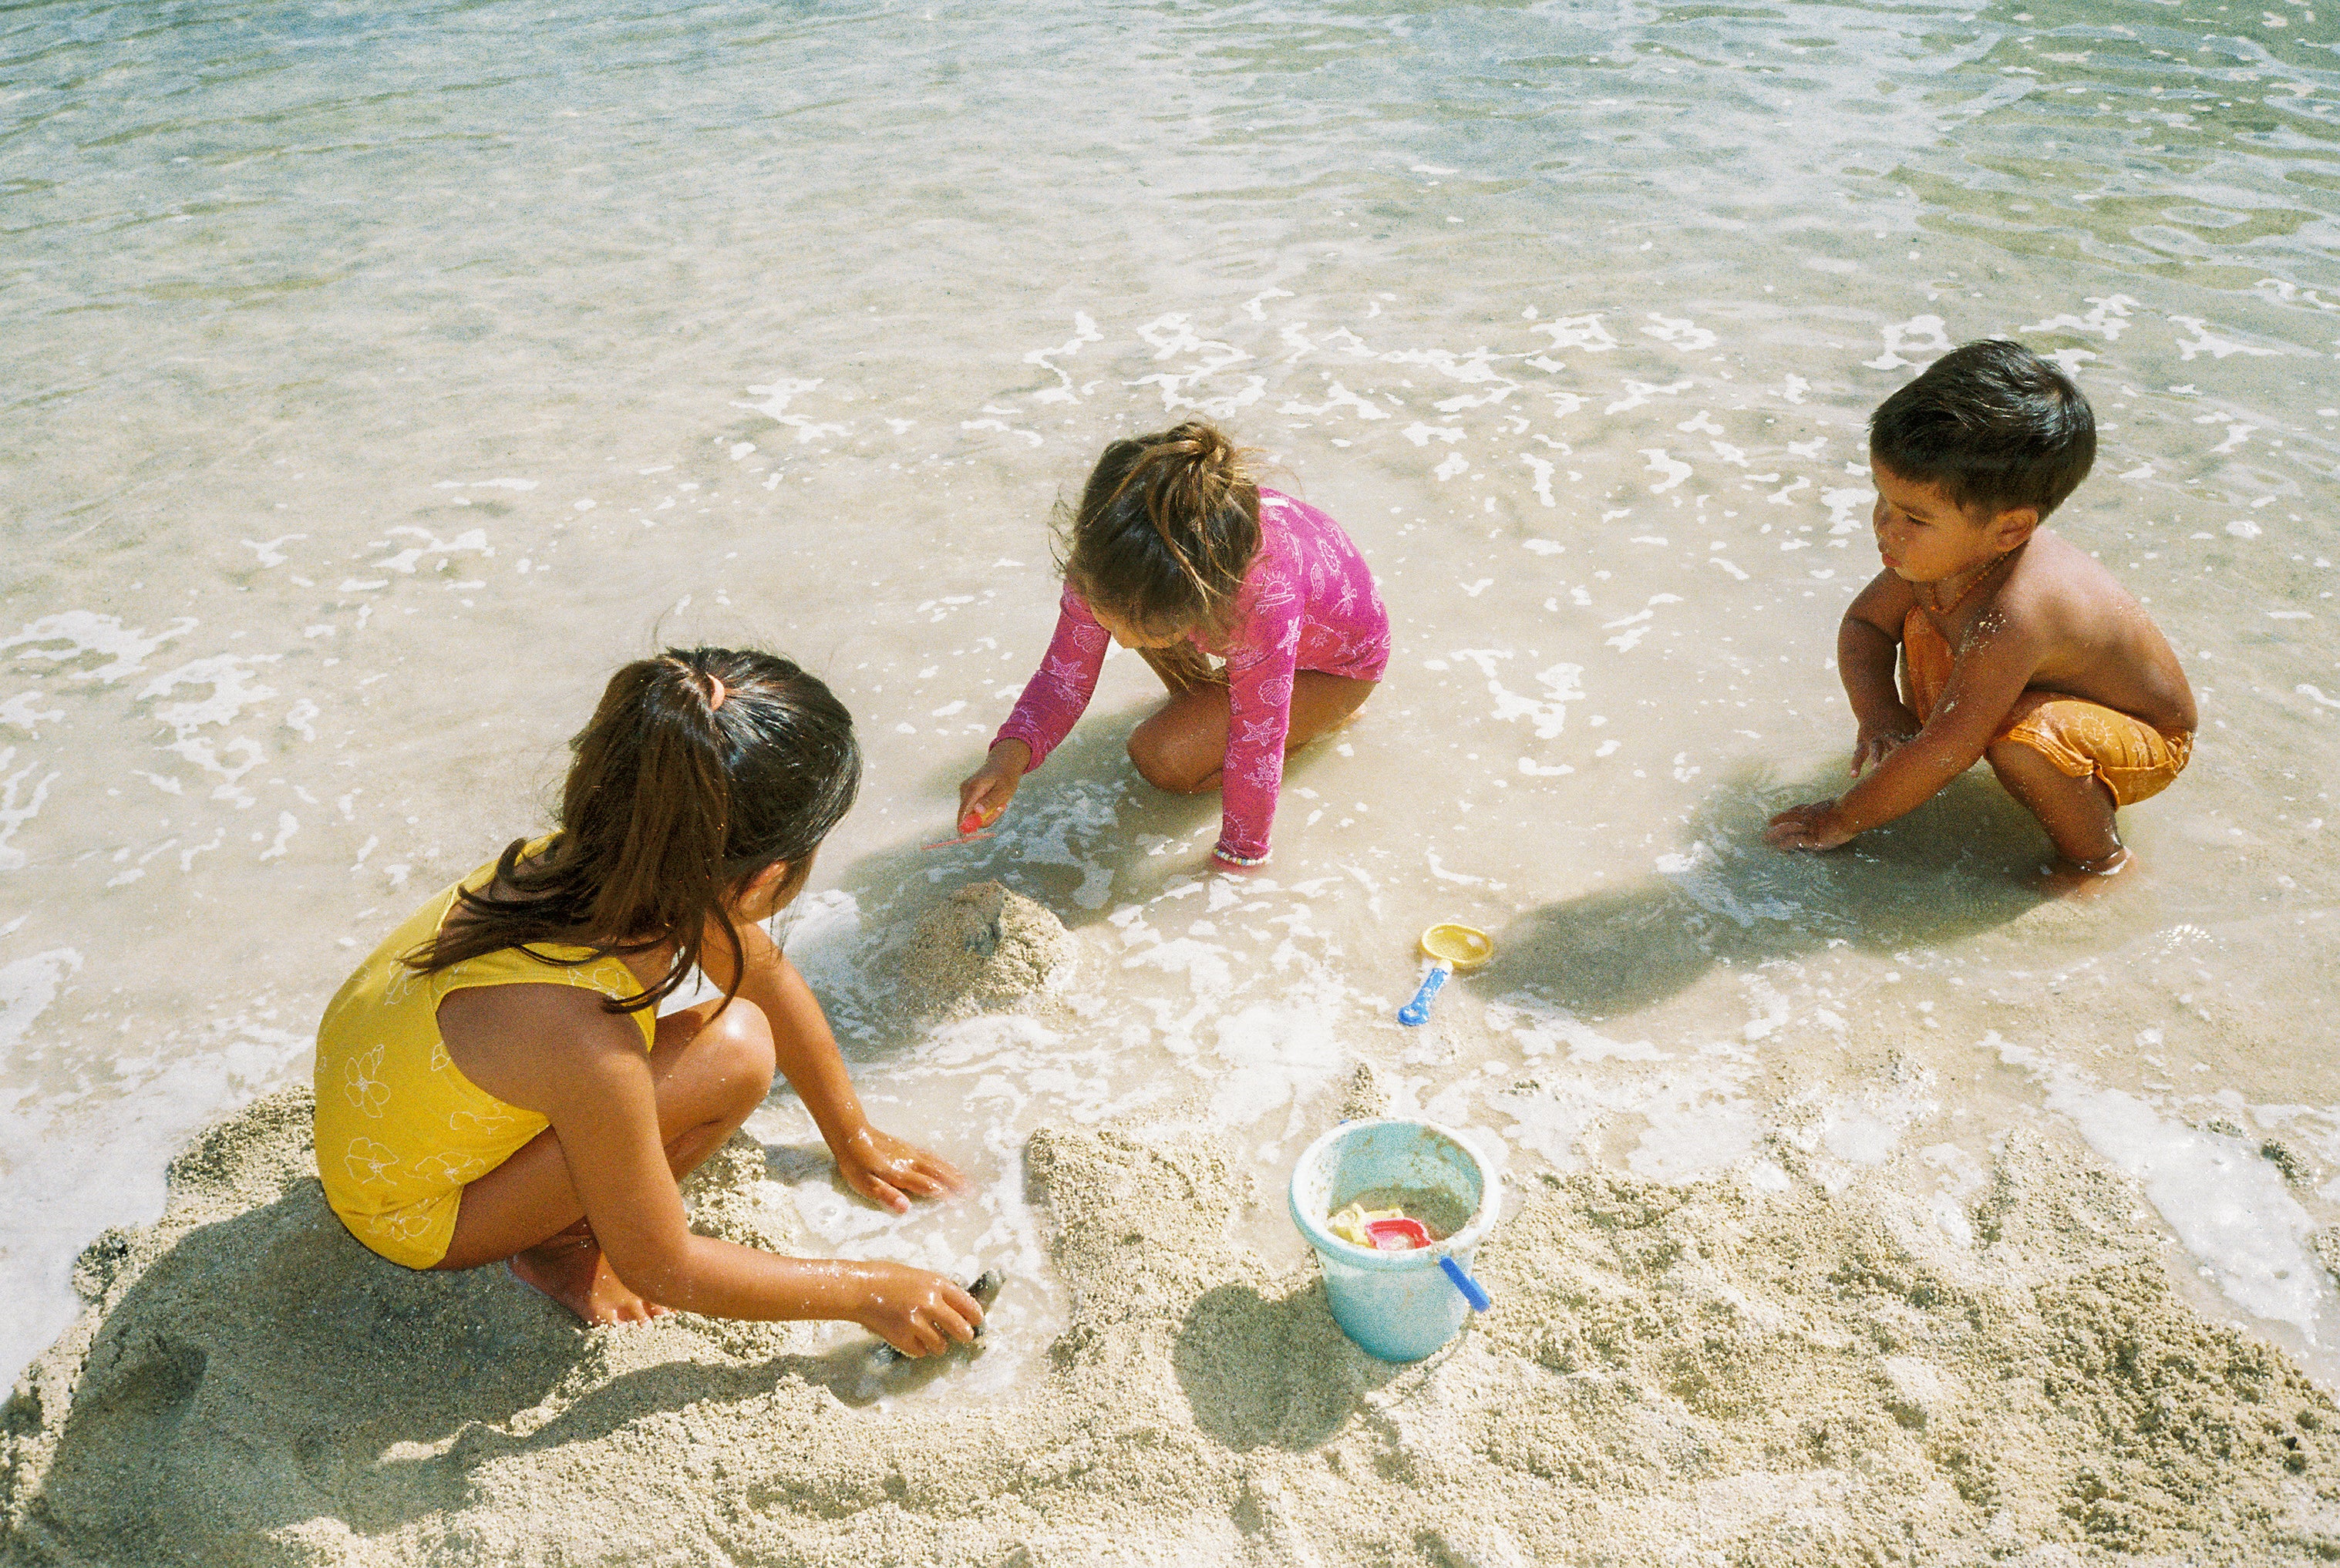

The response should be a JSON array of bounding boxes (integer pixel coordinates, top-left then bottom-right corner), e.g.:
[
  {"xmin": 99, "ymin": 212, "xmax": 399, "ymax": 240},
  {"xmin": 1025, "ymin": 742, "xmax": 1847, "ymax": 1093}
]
[
  {"xmin": 1278, "ymin": 381, "xmax": 1387, "ymax": 422},
  {"xmin": 1993, "ymin": 1033, "xmax": 2335, "ymax": 1344},
  {"xmin": 2168, "ymin": 315, "xmax": 2284, "ymax": 361},
  {"xmin": 1022, "ymin": 312, "xmax": 1102, "ymax": 392},
  {"xmin": 1520, "ymin": 455, "xmax": 1556, "ymax": 507},
  {"xmin": 1865, "ymin": 314, "xmax": 1951, "ymax": 371},
  {"xmin": 0, "ymin": 749, "xmax": 58, "ymax": 871},
  {"xmin": 0, "ymin": 613, "xmax": 196, "ymax": 684}
]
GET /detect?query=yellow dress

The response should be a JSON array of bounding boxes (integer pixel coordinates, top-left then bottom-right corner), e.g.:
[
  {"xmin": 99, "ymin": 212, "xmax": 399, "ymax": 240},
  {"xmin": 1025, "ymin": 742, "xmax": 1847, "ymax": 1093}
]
[{"xmin": 313, "ymin": 842, "xmax": 657, "ymax": 1268}]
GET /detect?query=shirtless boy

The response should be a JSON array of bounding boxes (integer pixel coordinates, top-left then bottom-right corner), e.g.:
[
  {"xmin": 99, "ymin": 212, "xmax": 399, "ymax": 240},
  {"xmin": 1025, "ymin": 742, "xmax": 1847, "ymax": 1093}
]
[{"xmin": 1764, "ymin": 339, "xmax": 2196, "ymax": 887}]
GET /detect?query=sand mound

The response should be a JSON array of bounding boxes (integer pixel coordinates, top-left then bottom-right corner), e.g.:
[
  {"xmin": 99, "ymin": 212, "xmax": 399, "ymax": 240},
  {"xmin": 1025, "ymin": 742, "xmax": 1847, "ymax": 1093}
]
[
  {"xmin": 7, "ymin": 1092, "xmax": 2340, "ymax": 1566},
  {"xmin": 895, "ymin": 881, "xmax": 1072, "ymax": 1016}
]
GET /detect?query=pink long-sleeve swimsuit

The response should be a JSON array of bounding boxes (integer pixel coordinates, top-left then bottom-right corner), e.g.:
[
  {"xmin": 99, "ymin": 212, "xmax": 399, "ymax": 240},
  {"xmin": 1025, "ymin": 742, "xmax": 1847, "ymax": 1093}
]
[{"xmin": 992, "ymin": 488, "xmax": 1389, "ymax": 865}]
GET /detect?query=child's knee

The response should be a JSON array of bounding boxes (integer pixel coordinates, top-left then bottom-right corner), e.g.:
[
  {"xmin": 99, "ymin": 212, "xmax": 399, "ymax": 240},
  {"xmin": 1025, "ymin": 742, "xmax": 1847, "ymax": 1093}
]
[
  {"xmin": 703, "ymin": 998, "xmax": 777, "ymax": 1102},
  {"xmin": 1127, "ymin": 729, "xmax": 1204, "ymax": 794},
  {"xmin": 1987, "ymin": 738, "xmax": 2114, "ymax": 818}
]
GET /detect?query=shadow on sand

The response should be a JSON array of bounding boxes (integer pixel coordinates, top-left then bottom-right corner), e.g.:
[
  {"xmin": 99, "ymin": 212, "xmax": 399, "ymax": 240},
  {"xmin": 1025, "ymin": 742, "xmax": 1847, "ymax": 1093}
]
[
  {"xmin": 1170, "ymin": 1279, "xmax": 1409, "ymax": 1453},
  {"xmin": 1483, "ymin": 762, "xmax": 2066, "ymax": 1020},
  {"xmin": 5, "ymin": 1113, "xmax": 904, "ymax": 1556}
]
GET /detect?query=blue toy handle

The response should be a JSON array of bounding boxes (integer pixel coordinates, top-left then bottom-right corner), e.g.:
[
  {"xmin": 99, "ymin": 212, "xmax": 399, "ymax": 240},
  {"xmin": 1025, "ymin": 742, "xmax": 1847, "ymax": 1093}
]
[
  {"xmin": 1439, "ymin": 1255, "xmax": 1492, "ymax": 1313},
  {"xmin": 1397, "ymin": 961, "xmax": 1451, "ymax": 1027}
]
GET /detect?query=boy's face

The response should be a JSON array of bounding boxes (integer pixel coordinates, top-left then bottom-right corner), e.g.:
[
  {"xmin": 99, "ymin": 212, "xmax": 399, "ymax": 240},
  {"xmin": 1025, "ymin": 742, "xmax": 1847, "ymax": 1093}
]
[{"xmin": 1869, "ymin": 457, "xmax": 2034, "ymax": 584}]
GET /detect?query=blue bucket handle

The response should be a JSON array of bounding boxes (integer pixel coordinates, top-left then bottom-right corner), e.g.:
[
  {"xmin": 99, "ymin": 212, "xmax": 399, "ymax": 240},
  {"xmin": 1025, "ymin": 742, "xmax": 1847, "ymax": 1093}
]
[{"xmin": 1439, "ymin": 1255, "xmax": 1492, "ymax": 1313}]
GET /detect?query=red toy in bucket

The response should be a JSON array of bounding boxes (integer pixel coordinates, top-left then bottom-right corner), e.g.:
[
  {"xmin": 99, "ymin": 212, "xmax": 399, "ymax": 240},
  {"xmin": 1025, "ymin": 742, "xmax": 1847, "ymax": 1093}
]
[{"xmin": 1363, "ymin": 1216, "xmax": 1433, "ymax": 1251}]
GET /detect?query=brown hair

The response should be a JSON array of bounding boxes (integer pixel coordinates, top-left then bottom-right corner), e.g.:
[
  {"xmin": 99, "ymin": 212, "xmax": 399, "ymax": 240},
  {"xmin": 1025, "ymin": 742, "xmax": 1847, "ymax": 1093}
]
[
  {"xmin": 404, "ymin": 648, "xmax": 860, "ymax": 1014},
  {"xmin": 1059, "ymin": 421, "xmax": 1261, "ymax": 686}
]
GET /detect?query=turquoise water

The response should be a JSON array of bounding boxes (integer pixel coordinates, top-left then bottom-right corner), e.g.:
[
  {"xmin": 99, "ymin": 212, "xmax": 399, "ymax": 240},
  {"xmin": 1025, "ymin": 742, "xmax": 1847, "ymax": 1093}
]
[{"xmin": 3, "ymin": 0, "xmax": 2337, "ymax": 1392}]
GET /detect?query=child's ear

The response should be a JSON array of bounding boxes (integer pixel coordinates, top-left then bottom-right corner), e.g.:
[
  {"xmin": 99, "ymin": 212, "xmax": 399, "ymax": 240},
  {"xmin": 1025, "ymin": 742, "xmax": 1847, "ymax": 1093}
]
[
  {"xmin": 739, "ymin": 859, "xmax": 797, "ymax": 910},
  {"xmin": 1989, "ymin": 503, "xmax": 2040, "ymax": 551}
]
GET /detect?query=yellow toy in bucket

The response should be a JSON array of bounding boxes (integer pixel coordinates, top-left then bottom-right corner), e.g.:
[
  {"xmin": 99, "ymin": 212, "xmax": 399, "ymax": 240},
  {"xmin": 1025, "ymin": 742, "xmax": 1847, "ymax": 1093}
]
[{"xmin": 1397, "ymin": 922, "xmax": 1492, "ymax": 1026}]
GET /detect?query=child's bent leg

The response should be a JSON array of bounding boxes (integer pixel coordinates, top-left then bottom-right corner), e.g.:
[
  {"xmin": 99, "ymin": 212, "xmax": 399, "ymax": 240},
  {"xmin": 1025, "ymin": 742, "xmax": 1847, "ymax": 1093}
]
[
  {"xmin": 1985, "ymin": 739, "xmax": 2126, "ymax": 874},
  {"xmin": 1127, "ymin": 672, "xmax": 1376, "ymax": 795},
  {"xmin": 433, "ymin": 998, "xmax": 777, "ymax": 1309}
]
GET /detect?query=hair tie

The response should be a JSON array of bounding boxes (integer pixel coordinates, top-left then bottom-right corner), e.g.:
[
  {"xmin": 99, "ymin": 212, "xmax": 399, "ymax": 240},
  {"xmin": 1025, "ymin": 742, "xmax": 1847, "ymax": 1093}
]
[{"xmin": 706, "ymin": 675, "xmax": 728, "ymax": 711}]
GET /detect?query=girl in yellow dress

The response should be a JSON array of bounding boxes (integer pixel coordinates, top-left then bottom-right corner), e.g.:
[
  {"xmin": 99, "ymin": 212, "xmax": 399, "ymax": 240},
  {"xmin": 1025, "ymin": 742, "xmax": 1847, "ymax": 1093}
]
[{"xmin": 313, "ymin": 648, "xmax": 983, "ymax": 1355}]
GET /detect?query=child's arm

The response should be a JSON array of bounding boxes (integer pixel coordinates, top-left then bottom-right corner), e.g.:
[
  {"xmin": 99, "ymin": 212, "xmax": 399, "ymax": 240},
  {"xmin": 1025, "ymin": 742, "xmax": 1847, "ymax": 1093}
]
[
  {"xmin": 1768, "ymin": 601, "xmax": 2046, "ymax": 850},
  {"xmin": 524, "ymin": 1016, "xmax": 982, "ymax": 1355},
  {"xmin": 959, "ymin": 587, "xmax": 1109, "ymax": 829},
  {"xmin": 700, "ymin": 915, "xmax": 967, "ymax": 1214},
  {"xmin": 1837, "ymin": 571, "xmax": 1921, "ymax": 776},
  {"xmin": 1213, "ymin": 601, "xmax": 1304, "ymax": 867}
]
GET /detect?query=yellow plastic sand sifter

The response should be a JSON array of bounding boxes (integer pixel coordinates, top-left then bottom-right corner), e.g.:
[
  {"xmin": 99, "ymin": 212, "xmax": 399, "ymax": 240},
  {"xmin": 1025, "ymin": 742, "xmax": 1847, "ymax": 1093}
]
[{"xmin": 1396, "ymin": 922, "xmax": 1493, "ymax": 1027}]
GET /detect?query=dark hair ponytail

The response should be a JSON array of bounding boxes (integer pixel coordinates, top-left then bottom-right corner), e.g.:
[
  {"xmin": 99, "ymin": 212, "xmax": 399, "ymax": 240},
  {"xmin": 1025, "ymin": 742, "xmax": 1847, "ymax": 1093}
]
[
  {"xmin": 1059, "ymin": 421, "xmax": 1261, "ymax": 678},
  {"xmin": 405, "ymin": 647, "xmax": 860, "ymax": 1014}
]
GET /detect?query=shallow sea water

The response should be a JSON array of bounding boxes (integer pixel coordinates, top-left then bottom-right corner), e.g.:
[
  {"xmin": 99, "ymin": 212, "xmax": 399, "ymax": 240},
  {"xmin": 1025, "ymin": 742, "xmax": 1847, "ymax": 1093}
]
[{"xmin": 3, "ymin": 0, "xmax": 2337, "ymax": 1399}]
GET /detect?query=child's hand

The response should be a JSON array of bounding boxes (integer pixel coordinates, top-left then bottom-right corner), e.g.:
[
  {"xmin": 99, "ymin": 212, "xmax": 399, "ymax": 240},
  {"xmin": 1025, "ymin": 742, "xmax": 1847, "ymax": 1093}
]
[
  {"xmin": 835, "ymin": 1123, "xmax": 969, "ymax": 1214},
  {"xmin": 1850, "ymin": 715, "xmax": 1921, "ymax": 776},
  {"xmin": 852, "ymin": 1262, "xmax": 985, "ymax": 1358},
  {"xmin": 956, "ymin": 741, "xmax": 1030, "ymax": 836},
  {"xmin": 1764, "ymin": 800, "xmax": 1857, "ymax": 853}
]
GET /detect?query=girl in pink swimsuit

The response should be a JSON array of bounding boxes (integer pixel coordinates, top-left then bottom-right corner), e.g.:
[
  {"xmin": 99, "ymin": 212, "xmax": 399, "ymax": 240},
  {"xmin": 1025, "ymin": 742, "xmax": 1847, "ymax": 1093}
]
[{"xmin": 959, "ymin": 422, "xmax": 1389, "ymax": 868}]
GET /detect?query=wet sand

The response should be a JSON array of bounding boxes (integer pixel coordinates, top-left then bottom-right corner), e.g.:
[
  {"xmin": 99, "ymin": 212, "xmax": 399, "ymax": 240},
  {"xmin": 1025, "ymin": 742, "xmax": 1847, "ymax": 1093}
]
[{"xmin": 8, "ymin": 1077, "xmax": 2340, "ymax": 1565}]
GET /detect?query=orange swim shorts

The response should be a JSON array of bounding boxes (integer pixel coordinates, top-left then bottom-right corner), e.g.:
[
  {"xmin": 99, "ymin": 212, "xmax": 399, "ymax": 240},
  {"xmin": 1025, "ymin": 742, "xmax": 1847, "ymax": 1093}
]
[
  {"xmin": 1992, "ymin": 691, "xmax": 2193, "ymax": 807},
  {"xmin": 1904, "ymin": 609, "xmax": 2191, "ymax": 808}
]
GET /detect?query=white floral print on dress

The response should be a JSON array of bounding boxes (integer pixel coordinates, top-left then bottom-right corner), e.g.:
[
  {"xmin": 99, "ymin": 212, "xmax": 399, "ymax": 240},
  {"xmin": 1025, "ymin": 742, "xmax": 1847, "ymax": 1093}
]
[
  {"xmin": 345, "ymin": 1136, "xmax": 401, "ymax": 1188},
  {"xmin": 380, "ymin": 961, "xmax": 428, "ymax": 1007},
  {"xmin": 365, "ymin": 1206, "xmax": 431, "ymax": 1242},
  {"xmin": 411, "ymin": 1149, "xmax": 490, "ymax": 1187},
  {"xmin": 448, "ymin": 1102, "xmax": 514, "ymax": 1136},
  {"xmin": 343, "ymin": 1044, "xmax": 391, "ymax": 1118},
  {"xmin": 557, "ymin": 963, "xmax": 635, "ymax": 1003}
]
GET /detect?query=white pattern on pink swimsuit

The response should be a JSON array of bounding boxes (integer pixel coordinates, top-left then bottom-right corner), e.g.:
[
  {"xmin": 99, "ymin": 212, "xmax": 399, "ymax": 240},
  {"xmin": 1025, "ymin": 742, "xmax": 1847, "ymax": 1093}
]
[{"xmin": 994, "ymin": 489, "xmax": 1389, "ymax": 864}]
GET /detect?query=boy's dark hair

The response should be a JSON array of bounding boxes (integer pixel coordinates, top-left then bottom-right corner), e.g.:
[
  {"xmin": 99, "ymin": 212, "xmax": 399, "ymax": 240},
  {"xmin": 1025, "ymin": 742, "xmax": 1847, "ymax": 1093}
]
[
  {"xmin": 1869, "ymin": 339, "xmax": 2096, "ymax": 519},
  {"xmin": 405, "ymin": 647, "xmax": 859, "ymax": 1015}
]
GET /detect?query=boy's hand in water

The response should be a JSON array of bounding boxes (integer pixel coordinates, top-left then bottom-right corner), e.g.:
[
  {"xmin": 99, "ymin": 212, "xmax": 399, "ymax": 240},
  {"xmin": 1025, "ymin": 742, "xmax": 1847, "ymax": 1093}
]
[
  {"xmin": 956, "ymin": 739, "xmax": 1030, "ymax": 836},
  {"xmin": 1764, "ymin": 799, "xmax": 1857, "ymax": 852},
  {"xmin": 1850, "ymin": 714, "xmax": 1921, "ymax": 776},
  {"xmin": 850, "ymin": 1262, "xmax": 985, "ymax": 1358},
  {"xmin": 836, "ymin": 1123, "xmax": 968, "ymax": 1214}
]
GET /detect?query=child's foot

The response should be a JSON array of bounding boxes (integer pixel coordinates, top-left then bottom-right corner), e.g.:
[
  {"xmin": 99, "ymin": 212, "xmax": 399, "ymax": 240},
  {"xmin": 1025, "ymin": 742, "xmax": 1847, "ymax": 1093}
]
[
  {"xmin": 2033, "ymin": 845, "xmax": 2134, "ymax": 901},
  {"xmin": 508, "ymin": 1230, "xmax": 668, "ymax": 1326}
]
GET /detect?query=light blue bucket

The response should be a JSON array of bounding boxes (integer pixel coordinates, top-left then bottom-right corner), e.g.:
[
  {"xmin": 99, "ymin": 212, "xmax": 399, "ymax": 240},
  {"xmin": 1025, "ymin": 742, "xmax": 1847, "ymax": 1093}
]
[{"xmin": 1288, "ymin": 1118, "xmax": 1499, "ymax": 1362}]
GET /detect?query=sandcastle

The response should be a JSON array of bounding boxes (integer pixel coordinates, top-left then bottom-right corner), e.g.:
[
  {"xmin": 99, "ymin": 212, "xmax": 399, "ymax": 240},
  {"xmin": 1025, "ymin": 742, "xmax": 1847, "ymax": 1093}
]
[{"xmin": 896, "ymin": 880, "xmax": 1073, "ymax": 1016}]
